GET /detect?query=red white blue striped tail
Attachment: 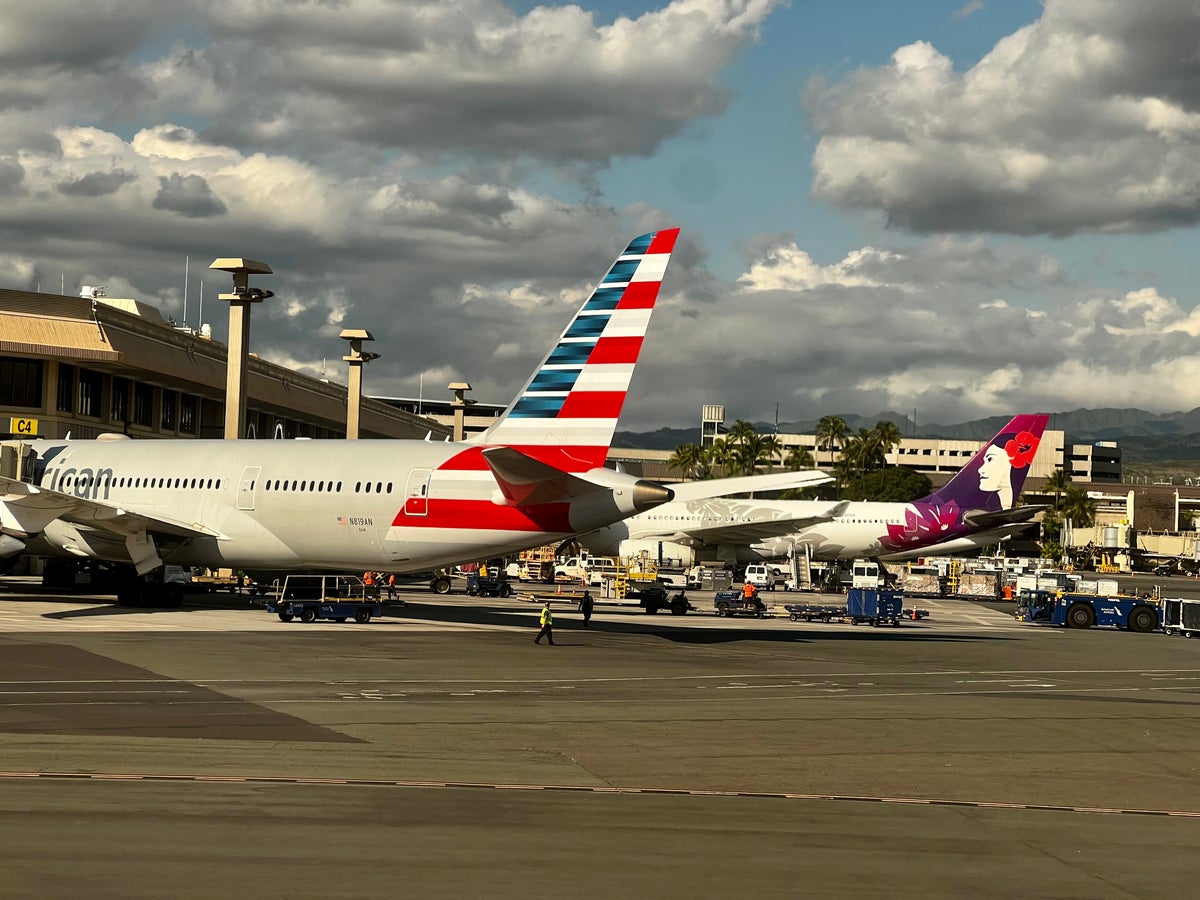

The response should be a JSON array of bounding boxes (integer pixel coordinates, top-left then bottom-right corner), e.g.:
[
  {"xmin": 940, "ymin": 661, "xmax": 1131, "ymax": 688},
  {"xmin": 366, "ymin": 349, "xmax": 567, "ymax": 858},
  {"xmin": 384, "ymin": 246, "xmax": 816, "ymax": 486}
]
[{"xmin": 476, "ymin": 227, "xmax": 679, "ymax": 471}]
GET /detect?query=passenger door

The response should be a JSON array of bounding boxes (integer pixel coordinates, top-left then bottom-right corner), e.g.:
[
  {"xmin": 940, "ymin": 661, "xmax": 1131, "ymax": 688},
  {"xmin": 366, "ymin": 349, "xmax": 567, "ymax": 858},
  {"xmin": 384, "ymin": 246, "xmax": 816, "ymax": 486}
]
[
  {"xmin": 404, "ymin": 468, "xmax": 431, "ymax": 517},
  {"xmin": 237, "ymin": 466, "xmax": 260, "ymax": 511}
]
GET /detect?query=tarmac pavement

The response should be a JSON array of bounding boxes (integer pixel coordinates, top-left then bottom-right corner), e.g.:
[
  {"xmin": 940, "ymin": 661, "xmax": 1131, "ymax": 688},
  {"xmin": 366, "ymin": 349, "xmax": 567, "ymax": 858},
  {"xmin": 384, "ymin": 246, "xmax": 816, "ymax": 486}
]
[{"xmin": 2, "ymin": 576, "xmax": 1199, "ymax": 897}]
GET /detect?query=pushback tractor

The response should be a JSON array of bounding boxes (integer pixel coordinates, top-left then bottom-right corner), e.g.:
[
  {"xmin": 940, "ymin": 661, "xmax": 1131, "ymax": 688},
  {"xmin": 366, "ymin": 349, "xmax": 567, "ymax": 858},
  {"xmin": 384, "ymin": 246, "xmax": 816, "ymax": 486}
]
[{"xmin": 1015, "ymin": 589, "xmax": 1159, "ymax": 633}]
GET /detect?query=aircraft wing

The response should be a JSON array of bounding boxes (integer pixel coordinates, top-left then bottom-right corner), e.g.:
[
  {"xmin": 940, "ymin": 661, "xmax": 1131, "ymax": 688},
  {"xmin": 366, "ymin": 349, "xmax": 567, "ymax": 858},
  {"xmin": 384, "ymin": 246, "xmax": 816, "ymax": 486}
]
[
  {"xmin": 667, "ymin": 470, "xmax": 831, "ymax": 503},
  {"xmin": 0, "ymin": 475, "xmax": 223, "ymax": 540},
  {"xmin": 649, "ymin": 501, "xmax": 849, "ymax": 546},
  {"xmin": 962, "ymin": 504, "xmax": 1047, "ymax": 529}
]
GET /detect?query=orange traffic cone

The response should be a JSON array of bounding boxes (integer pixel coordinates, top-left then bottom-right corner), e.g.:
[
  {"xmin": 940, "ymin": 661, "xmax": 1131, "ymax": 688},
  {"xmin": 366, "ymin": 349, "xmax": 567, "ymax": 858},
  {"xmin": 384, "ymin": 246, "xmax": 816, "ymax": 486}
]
[{"xmin": 557, "ymin": 583, "xmax": 561, "ymax": 595}]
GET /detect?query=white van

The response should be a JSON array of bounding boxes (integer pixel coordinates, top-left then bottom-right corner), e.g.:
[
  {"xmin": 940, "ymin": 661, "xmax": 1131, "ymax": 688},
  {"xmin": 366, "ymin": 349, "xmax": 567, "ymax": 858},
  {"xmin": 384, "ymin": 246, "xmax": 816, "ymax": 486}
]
[
  {"xmin": 851, "ymin": 560, "xmax": 882, "ymax": 589},
  {"xmin": 743, "ymin": 564, "xmax": 779, "ymax": 592}
]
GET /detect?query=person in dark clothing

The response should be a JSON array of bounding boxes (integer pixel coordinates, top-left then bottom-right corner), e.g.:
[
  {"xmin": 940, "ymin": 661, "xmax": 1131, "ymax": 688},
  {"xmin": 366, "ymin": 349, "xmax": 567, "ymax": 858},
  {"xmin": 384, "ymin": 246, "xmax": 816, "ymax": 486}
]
[{"xmin": 580, "ymin": 591, "xmax": 594, "ymax": 628}]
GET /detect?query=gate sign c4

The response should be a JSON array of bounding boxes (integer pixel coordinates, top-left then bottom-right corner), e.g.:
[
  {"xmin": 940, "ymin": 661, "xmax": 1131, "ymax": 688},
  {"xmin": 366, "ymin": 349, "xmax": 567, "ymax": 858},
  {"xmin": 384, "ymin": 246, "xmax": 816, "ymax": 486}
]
[{"xmin": 9, "ymin": 417, "xmax": 38, "ymax": 435}]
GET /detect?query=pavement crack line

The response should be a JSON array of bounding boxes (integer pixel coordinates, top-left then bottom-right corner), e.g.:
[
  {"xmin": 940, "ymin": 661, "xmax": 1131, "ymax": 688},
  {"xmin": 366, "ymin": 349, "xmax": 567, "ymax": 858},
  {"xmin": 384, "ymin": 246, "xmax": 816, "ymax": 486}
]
[{"xmin": 0, "ymin": 770, "xmax": 1197, "ymax": 818}]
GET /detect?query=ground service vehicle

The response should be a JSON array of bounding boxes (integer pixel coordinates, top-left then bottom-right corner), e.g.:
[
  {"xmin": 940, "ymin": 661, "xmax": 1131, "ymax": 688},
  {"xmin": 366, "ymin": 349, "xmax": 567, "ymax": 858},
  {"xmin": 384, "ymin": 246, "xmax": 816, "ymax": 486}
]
[
  {"xmin": 466, "ymin": 572, "xmax": 513, "ymax": 597},
  {"xmin": 714, "ymin": 589, "xmax": 766, "ymax": 618},
  {"xmin": 743, "ymin": 564, "xmax": 779, "ymax": 591},
  {"xmin": 266, "ymin": 574, "xmax": 383, "ymax": 624},
  {"xmin": 1015, "ymin": 589, "xmax": 1159, "ymax": 632}
]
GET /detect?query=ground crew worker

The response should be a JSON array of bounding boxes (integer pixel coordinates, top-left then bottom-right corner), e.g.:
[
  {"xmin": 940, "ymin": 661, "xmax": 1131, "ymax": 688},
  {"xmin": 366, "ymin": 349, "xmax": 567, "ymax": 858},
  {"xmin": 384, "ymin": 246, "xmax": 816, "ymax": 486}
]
[
  {"xmin": 534, "ymin": 601, "xmax": 556, "ymax": 645},
  {"xmin": 742, "ymin": 580, "xmax": 757, "ymax": 602},
  {"xmin": 480, "ymin": 561, "xmax": 489, "ymax": 579},
  {"xmin": 580, "ymin": 591, "xmax": 594, "ymax": 628},
  {"xmin": 386, "ymin": 573, "xmax": 397, "ymax": 601}
]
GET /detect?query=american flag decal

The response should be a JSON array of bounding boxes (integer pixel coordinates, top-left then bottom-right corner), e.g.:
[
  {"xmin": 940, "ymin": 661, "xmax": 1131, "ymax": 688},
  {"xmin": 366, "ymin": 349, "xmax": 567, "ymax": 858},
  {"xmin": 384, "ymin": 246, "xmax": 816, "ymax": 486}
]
[{"xmin": 336, "ymin": 516, "xmax": 349, "ymax": 525}]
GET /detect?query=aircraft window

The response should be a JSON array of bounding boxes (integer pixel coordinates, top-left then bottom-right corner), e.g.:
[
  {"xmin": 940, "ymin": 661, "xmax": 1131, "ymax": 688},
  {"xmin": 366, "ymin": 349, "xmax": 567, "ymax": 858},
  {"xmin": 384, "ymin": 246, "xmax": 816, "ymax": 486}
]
[
  {"xmin": 264, "ymin": 481, "xmax": 271, "ymax": 492},
  {"xmin": 135, "ymin": 477, "xmax": 141, "ymax": 488},
  {"xmin": 206, "ymin": 479, "xmax": 212, "ymax": 489},
  {"xmin": 216, "ymin": 479, "xmax": 221, "ymax": 490},
  {"xmin": 387, "ymin": 482, "xmax": 393, "ymax": 493},
  {"xmin": 337, "ymin": 481, "xmax": 342, "ymax": 492},
  {"xmin": 355, "ymin": 482, "xmax": 361, "ymax": 493},
  {"xmin": 319, "ymin": 480, "xmax": 325, "ymax": 492},
  {"xmin": 291, "ymin": 480, "xmax": 297, "ymax": 491},
  {"xmin": 376, "ymin": 482, "xmax": 382, "ymax": 493},
  {"xmin": 365, "ymin": 482, "xmax": 372, "ymax": 494},
  {"xmin": 250, "ymin": 480, "xmax": 256, "ymax": 491}
]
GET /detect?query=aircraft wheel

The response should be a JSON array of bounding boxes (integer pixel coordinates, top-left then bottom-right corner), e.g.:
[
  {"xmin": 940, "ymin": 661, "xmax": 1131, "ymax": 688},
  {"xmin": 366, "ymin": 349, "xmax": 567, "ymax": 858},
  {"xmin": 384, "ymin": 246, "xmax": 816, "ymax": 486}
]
[
  {"xmin": 300, "ymin": 607, "xmax": 317, "ymax": 624},
  {"xmin": 355, "ymin": 607, "xmax": 372, "ymax": 624}
]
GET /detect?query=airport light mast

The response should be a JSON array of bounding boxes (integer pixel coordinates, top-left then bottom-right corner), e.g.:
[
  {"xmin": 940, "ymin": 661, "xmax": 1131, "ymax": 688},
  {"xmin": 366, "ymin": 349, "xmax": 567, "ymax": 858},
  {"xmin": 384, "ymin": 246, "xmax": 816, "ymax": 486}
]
[
  {"xmin": 339, "ymin": 329, "xmax": 379, "ymax": 440},
  {"xmin": 449, "ymin": 382, "xmax": 474, "ymax": 441},
  {"xmin": 210, "ymin": 257, "xmax": 273, "ymax": 440}
]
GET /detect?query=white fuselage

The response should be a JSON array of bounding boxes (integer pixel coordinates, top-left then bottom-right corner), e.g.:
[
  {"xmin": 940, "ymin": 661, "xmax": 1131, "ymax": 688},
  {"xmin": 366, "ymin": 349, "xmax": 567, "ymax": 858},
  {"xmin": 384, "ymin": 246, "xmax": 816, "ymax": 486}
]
[{"xmin": 24, "ymin": 438, "xmax": 652, "ymax": 572}]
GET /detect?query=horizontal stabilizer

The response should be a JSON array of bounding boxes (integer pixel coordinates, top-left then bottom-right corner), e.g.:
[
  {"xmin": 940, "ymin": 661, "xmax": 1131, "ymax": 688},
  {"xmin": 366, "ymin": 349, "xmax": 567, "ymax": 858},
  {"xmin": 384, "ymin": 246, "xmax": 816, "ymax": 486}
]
[
  {"xmin": 667, "ymin": 470, "xmax": 831, "ymax": 503},
  {"xmin": 481, "ymin": 447, "xmax": 605, "ymax": 507},
  {"xmin": 962, "ymin": 504, "xmax": 1046, "ymax": 529}
]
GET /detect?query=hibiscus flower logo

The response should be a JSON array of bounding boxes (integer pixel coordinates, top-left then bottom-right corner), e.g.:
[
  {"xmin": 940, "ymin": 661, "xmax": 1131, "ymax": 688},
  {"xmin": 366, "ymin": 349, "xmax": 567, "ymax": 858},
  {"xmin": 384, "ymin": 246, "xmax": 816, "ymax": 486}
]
[
  {"xmin": 882, "ymin": 501, "xmax": 961, "ymax": 550},
  {"xmin": 1004, "ymin": 431, "xmax": 1040, "ymax": 469}
]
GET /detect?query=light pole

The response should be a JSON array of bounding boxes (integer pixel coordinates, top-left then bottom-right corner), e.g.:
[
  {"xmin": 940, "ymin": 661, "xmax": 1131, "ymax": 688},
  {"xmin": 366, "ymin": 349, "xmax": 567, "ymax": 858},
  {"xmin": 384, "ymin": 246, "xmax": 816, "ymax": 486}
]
[
  {"xmin": 210, "ymin": 258, "xmax": 273, "ymax": 439},
  {"xmin": 449, "ymin": 381, "xmax": 474, "ymax": 441},
  {"xmin": 339, "ymin": 329, "xmax": 379, "ymax": 439}
]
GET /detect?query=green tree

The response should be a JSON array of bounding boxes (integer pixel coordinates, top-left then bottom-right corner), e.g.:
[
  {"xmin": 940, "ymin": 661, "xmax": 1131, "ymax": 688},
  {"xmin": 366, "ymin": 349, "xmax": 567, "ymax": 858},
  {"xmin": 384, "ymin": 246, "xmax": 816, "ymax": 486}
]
[
  {"xmin": 840, "ymin": 468, "xmax": 932, "ymax": 503},
  {"xmin": 703, "ymin": 438, "xmax": 733, "ymax": 479},
  {"xmin": 1043, "ymin": 468, "xmax": 1072, "ymax": 508},
  {"xmin": 1059, "ymin": 484, "xmax": 1098, "ymax": 529},
  {"xmin": 815, "ymin": 415, "xmax": 848, "ymax": 467},
  {"xmin": 668, "ymin": 443, "xmax": 704, "ymax": 480},
  {"xmin": 784, "ymin": 445, "xmax": 815, "ymax": 471},
  {"xmin": 871, "ymin": 420, "xmax": 902, "ymax": 459}
]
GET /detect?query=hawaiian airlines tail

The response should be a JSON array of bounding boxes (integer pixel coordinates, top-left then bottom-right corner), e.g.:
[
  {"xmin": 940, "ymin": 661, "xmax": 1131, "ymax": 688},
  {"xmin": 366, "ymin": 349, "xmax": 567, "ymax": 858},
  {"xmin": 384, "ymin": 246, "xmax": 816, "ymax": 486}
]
[
  {"xmin": 923, "ymin": 414, "xmax": 1050, "ymax": 521},
  {"xmin": 475, "ymin": 228, "xmax": 679, "ymax": 473}
]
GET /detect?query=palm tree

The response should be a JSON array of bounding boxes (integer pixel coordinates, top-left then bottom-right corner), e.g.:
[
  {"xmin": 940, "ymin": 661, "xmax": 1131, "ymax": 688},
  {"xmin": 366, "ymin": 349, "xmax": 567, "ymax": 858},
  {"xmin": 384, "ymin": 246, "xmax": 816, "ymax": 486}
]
[
  {"xmin": 1043, "ymin": 468, "xmax": 1072, "ymax": 508},
  {"xmin": 1060, "ymin": 484, "xmax": 1098, "ymax": 529},
  {"xmin": 871, "ymin": 420, "xmax": 902, "ymax": 461},
  {"xmin": 703, "ymin": 438, "xmax": 733, "ymax": 479},
  {"xmin": 815, "ymin": 415, "xmax": 848, "ymax": 467},
  {"xmin": 757, "ymin": 434, "xmax": 782, "ymax": 472},
  {"xmin": 784, "ymin": 445, "xmax": 815, "ymax": 471},
  {"xmin": 668, "ymin": 443, "xmax": 704, "ymax": 480},
  {"xmin": 727, "ymin": 419, "xmax": 757, "ymax": 451}
]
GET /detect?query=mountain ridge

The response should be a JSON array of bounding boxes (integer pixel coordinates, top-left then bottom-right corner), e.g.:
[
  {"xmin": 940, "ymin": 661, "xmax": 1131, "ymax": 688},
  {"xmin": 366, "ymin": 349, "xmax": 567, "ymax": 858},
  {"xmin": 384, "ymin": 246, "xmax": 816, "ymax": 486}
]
[{"xmin": 613, "ymin": 408, "xmax": 1200, "ymax": 461}]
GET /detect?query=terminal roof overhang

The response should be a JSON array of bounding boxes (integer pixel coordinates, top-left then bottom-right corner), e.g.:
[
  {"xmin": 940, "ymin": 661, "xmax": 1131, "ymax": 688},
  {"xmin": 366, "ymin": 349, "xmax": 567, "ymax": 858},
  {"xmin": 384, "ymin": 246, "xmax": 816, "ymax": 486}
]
[{"xmin": 0, "ymin": 288, "xmax": 449, "ymax": 438}]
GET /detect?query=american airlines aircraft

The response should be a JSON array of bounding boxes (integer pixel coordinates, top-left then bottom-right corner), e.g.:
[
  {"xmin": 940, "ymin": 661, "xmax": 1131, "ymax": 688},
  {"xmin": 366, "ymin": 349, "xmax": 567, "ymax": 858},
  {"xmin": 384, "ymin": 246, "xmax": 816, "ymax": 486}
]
[
  {"xmin": 0, "ymin": 227, "xmax": 816, "ymax": 602},
  {"xmin": 578, "ymin": 414, "xmax": 1050, "ymax": 567}
]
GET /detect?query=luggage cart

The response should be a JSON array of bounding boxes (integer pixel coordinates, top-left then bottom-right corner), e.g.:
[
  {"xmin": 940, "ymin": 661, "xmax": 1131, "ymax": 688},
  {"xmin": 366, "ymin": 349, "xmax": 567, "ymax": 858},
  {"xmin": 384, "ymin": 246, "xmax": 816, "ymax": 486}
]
[
  {"xmin": 784, "ymin": 603, "xmax": 845, "ymax": 623},
  {"xmin": 1162, "ymin": 597, "xmax": 1200, "ymax": 638}
]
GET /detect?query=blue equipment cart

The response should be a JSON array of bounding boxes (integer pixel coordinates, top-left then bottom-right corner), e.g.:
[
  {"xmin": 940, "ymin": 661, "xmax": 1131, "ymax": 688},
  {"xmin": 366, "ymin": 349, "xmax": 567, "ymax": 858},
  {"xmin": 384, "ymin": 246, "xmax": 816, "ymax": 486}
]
[{"xmin": 845, "ymin": 588, "xmax": 903, "ymax": 626}]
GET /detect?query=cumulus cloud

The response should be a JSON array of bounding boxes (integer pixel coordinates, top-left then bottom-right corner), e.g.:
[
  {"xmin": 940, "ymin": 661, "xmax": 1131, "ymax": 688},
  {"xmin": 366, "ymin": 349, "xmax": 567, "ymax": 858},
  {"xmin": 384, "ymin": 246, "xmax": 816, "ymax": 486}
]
[
  {"xmin": 619, "ymin": 234, "xmax": 1200, "ymax": 428},
  {"xmin": 807, "ymin": 0, "xmax": 1200, "ymax": 235}
]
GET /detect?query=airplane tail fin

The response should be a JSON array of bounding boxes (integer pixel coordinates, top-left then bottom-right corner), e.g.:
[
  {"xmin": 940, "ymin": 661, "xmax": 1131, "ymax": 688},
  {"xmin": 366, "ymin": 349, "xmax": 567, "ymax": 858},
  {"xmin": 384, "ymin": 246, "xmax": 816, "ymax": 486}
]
[
  {"xmin": 923, "ymin": 414, "xmax": 1050, "ymax": 513},
  {"xmin": 474, "ymin": 227, "xmax": 680, "ymax": 473}
]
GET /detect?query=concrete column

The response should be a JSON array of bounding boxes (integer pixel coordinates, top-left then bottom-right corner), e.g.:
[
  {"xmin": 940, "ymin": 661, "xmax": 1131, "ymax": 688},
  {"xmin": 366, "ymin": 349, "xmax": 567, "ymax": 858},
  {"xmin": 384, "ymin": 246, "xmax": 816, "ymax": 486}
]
[
  {"xmin": 339, "ymin": 329, "xmax": 378, "ymax": 440},
  {"xmin": 210, "ymin": 258, "xmax": 273, "ymax": 440}
]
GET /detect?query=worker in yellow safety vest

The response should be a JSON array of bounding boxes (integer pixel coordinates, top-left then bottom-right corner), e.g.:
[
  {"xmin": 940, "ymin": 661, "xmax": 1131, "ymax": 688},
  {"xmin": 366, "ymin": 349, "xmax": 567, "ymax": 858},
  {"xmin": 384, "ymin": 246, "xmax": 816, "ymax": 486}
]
[{"xmin": 534, "ymin": 601, "xmax": 556, "ymax": 645}]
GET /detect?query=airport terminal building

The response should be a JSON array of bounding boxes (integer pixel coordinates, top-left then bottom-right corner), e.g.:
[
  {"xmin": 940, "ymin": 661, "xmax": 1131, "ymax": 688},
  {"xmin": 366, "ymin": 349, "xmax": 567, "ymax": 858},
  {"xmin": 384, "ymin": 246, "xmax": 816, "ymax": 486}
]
[{"xmin": 0, "ymin": 287, "xmax": 448, "ymax": 443}]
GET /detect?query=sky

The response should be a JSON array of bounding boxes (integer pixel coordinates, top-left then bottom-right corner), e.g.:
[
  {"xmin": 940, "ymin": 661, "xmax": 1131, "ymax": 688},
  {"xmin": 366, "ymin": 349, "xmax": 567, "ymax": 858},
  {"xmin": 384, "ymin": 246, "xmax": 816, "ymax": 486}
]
[{"xmin": 4, "ymin": 0, "xmax": 1200, "ymax": 432}]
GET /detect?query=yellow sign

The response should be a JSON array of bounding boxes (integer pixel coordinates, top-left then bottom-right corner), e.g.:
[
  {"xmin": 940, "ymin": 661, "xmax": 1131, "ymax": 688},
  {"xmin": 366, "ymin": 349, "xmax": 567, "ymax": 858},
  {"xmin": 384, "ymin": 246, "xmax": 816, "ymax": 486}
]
[{"xmin": 9, "ymin": 417, "xmax": 38, "ymax": 436}]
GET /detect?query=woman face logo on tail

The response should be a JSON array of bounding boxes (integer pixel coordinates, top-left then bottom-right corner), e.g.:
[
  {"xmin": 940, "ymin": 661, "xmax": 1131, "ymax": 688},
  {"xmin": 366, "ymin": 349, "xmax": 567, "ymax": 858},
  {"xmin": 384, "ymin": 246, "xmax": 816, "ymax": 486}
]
[{"xmin": 978, "ymin": 430, "xmax": 1040, "ymax": 510}]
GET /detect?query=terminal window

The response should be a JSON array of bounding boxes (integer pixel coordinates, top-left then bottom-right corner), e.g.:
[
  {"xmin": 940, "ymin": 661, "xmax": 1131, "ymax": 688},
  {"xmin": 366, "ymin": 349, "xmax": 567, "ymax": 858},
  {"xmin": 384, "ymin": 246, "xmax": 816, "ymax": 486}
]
[
  {"xmin": 0, "ymin": 356, "xmax": 43, "ymax": 408},
  {"xmin": 56, "ymin": 363, "xmax": 75, "ymax": 412},
  {"xmin": 77, "ymin": 369, "xmax": 102, "ymax": 418}
]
